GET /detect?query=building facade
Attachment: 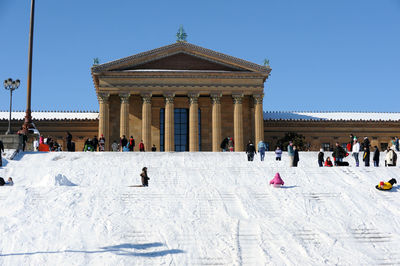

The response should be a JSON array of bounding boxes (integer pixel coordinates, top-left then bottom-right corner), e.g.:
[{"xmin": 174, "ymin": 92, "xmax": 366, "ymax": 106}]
[{"xmin": 91, "ymin": 42, "xmax": 271, "ymax": 151}]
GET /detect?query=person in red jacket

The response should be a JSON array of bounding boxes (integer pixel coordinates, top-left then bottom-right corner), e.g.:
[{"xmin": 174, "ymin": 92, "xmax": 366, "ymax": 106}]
[
  {"xmin": 139, "ymin": 140, "xmax": 145, "ymax": 152},
  {"xmin": 324, "ymin": 157, "xmax": 333, "ymax": 167}
]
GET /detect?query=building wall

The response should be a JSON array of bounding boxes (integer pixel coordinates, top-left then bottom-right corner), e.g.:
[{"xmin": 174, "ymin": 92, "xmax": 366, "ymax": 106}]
[{"xmin": 263, "ymin": 120, "xmax": 400, "ymax": 151}]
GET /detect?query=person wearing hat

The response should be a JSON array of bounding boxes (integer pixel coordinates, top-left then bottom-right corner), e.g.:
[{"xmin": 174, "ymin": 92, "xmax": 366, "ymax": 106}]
[
  {"xmin": 376, "ymin": 178, "xmax": 397, "ymax": 190},
  {"xmin": 140, "ymin": 167, "xmax": 150, "ymax": 187}
]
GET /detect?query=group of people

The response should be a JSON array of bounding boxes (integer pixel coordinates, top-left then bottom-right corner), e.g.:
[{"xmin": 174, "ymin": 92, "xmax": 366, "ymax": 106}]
[
  {"xmin": 34, "ymin": 136, "xmax": 62, "ymax": 152},
  {"xmin": 111, "ymin": 135, "xmax": 156, "ymax": 152},
  {"xmin": 220, "ymin": 137, "xmax": 235, "ymax": 152},
  {"xmin": 317, "ymin": 134, "xmax": 399, "ymax": 167}
]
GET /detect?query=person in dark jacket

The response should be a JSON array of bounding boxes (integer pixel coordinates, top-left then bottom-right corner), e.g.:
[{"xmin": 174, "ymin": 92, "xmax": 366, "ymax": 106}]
[
  {"xmin": 99, "ymin": 134, "xmax": 106, "ymax": 152},
  {"xmin": 220, "ymin": 137, "xmax": 228, "ymax": 152},
  {"xmin": 363, "ymin": 137, "xmax": 370, "ymax": 151},
  {"xmin": 151, "ymin": 144, "xmax": 156, "ymax": 152},
  {"xmin": 245, "ymin": 140, "xmax": 256, "ymax": 161},
  {"xmin": 373, "ymin": 146, "xmax": 380, "ymax": 167},
  {"xmin": 318, "ymin": 148, "xmax": 324, "ymax": 167},
  {"xmin": 363, "ymin": 146, "xmax": 370, "ymax": 167},
  {"xmin": 349, "ymin": 134, "xmax": 354, "ymax": 151},
  {"xmin": 332, "ymin": 142, "xmax": 346, "ymax": 165},
  {"xmin": 0, "ymin": 140, "xmax": 4, "ymax": 167},
  {"xmin": 293, "ymin": 145, "xmax": 300, "ymax": 167},
  {"xmin": 92, "ymin": 136, "xmax": 99, "ymax": 151},
  {"xmin": 140, "ymin": 167, "xmax": 150, "ymax": 187},
  {"xmin": 66, "ymin": 132, "xmax": 73, "ymax": 152},
  {"xmin": 120, "ymin": 135, "xmax": 128, "ymax": 151}
]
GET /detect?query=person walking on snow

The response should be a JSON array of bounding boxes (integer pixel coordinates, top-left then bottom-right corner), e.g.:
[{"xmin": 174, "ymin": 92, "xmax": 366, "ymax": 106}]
[
  {"xmin": 220, "ymin": 137, "xmax": 228, "ymax": 152},
  {"xmin": 246, "ymin": 140, "xmax": 256, "ymax": 161},
  {"xmin": 228, "ymin": 137, "xmax": 234, "ymax": 152},
  {"xmin": 258, "ymin": 140, "xmax": 266, "ymax": 161},
  {"xmin": 139, "ymin": 140, "xmax": 145, "ymax": 152},
  {"xmin": 363, "ymin": 146, "xmax": 370, "ymax": 167},
  {"xmin": 293, "ymin": 145, "xmax": 300, "ymax": 167},
  {"xmin": 66, "ymin": 132, "xmax": 73, "ymax": 152},
  {"xmin": 318, "ymin": 148, "xmax": 324, "ymax": 167},
  {"xmin": 269, "ymin": 172, "xmax": 284, "ymax": 187},
  {"xmin": 99, "ymin": 134, "xmax": 106, "ymax": 152},
  {"xmin": 373, "ymin": 146, "xmax": 380, "ymax": 167},
  {"xmin": 129, "ymin": 136, "xmax": 135, "ymax": 151},
  {"xmin": 120, "ymin": 135, "xmax": 128, "ymax": 152},
  {"xmin": 352, "ymin": 139, "xmax": 360, "ymax": 167},
  {"xmin": 332, "ymin": 142, "xmax": 346, "ymax": 165},
  {"xmin": 140, "ymin": 167, "xmax": 150, "ymax": 187},
  {"xmin": 0, "ymin": 140, "xmax": 4, "ymax": 167},
  {"xmin": 92, "ymin": 136, "xmax": 99, "ymax": 151},
  {"xmin": 275, "ymin": 146, "xmax": 282, "ymax": 161},
  {"xmin": 287, "ymin": 141, "xmax": 294, "ymax": 166},
  {"xmin": 385, "ymin": 147, "xmax": 397, "ymax": 166}
]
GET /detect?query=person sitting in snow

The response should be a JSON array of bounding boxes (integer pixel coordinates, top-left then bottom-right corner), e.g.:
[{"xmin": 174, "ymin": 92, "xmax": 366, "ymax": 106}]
[
  {"xmin": 269, "ymin": 173, "xmax": 284, "ymax": 187},
  {"xmin": 376, "ymin": 178, "xmax": 397, "ymax": 191},
  {"xmin": 0, "ymin": 177, "xmax": 13, "ymax": 186},
  {"xmin": 140, "ymin": 167, "xmax": 150, "ymax": 187},
  {"xmin": 324, "ymin": 157, "xmax": 333, "ymax": 167}
]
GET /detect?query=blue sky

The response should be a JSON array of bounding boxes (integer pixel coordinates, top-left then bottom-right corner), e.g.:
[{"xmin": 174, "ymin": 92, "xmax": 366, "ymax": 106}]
[{"xmin": 1, "ymin": 0, "xmax": 399, "ymax": 112}]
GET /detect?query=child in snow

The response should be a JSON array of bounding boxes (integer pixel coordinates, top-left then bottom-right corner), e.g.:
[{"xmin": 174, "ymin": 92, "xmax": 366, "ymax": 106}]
[
  {"xmin": 275, "ymin": 146, "xmax": 282, "ymax": 161},
  {"xmin": 318, "ymin": 148, "xmax": 324, "ymax": 167},
  {"xmin": 140, "ymin": 167, "xmax": 150, "ymax": 187},
  {"xmin": 376, "ymin": 178, "xmax": 397, "ymax": 191},
  {"xmin": 269, "ymin": 173, "xmax": 284, "ymax": 187},
  {"xmin": 324, "ymin": 157, "xmax": 333, "ymax": 167},
  {"xmin": 0, "ymin": 177, "xmax": 13, "ymax": 186}
]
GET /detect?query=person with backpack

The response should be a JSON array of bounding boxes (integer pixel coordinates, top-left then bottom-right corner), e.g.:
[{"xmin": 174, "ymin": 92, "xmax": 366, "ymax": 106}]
[
  {"xmin": 245, "ymin": 140, "xmax": 256, "ymax": 161},
  {"xmin": 140, "ymin": 167, "xmax": 150, "ymax": 187},
  {"xmin": 257, "ymin": 140, "xmax": 266, "ymax": 161},
  {"xmin": 318, "ymin": 148, "xmax": 324, "ymax": 167},
  {"xmin": 129, "ymin": 136, "xmax": 135, "ymax": 151}
]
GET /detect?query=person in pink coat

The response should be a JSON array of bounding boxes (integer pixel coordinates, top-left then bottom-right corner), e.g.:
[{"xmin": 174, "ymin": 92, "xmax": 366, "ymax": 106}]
[{"xmin": 269, "ymin": 173, "xmax": 284, "ymax": 187}]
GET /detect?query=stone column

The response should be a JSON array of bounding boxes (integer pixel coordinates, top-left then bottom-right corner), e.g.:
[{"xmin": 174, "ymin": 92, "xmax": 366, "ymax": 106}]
[
  {"xmin": 119, "ymin": 93, "xmax": 130, "ymax": 139},
  {"xmin": 254, "ymin": 94, "xmax": 264, "ymax": 147},
  {"xmin": 164, "ymin": 93, "xmax": 175, "ymax": 152},
  {"xmin": 141, "ymin": 93, "xmax": 152, "ymax": 151},
  {"xmin": 97, "ymin": 92, "xmax": 110, "ymax": 151},
  {"xmin": 188, "ymin": 93, "xmax": 199, "ymax": 152},
  {"xmin": 211, "ymin": 93, "xmax": 222, "ymax": 152},
  {"xmin": 233, "ymin": 94, "xmax": 244, "ymax": 152}
]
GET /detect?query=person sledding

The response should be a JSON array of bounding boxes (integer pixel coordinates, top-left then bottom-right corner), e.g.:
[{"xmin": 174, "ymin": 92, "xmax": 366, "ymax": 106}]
[
  {"xmin": 376, "ymin": 178, "xmax": 397, "ymax": 191},
  {"xmin": 269, "ymin": 173, "xmax": 284, "ymax": 187}
]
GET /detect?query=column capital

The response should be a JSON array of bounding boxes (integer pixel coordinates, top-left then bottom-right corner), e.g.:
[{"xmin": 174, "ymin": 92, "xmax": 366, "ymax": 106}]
[
  {"xmin": 188, "ymin": 92, "xmax": 200, "ymax": 105},
  {"xmin": 164, "ymin": 93, "xmax": 175, "ymax": 104},
  {"xmin": 119, "ymin": 93, "xmax": 131, "ymax": 103},
  {"xmin": 253, "ymin": 94, "xmax": 264, "ymax": 104},
  {"xmin": 210, "ymin": 93, "xmax": 222, "ymax": 104},
  {"xmin": 141, "ymin": 93, "xmax": 152, "ymax": 104},
  {"xmin": 97, "ymin": 92, "xmax": 110, "ymax": 104},
  {"xmin": 232, "ymin": 93, "xmax": 244, "ymax": 104}
]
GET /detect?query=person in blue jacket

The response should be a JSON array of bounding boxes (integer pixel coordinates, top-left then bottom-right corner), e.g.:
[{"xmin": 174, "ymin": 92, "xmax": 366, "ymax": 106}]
[{"xmin": 258, "ymin": 140, "xmax": 266, "ymax": 161}]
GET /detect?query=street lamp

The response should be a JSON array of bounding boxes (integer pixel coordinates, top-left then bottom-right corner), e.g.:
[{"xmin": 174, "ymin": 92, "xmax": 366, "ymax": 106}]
[{"xmin": 3, "ymin": 78, "xmax": 20, "ymax": 134}]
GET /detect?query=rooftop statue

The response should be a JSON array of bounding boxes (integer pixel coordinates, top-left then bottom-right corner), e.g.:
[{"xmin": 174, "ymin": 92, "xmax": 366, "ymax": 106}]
[{"xmin": 176, "ymin": 25, "xmax": 188, "ymax": 43}]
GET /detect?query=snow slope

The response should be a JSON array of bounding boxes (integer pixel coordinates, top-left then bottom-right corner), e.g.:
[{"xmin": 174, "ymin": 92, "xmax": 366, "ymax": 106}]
[{"xmin": 0, "ymin": 152, "xmax": 399, "ymax": 265}]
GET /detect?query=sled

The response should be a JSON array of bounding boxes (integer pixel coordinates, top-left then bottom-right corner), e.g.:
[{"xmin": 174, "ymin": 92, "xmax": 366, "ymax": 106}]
[{"xmin": 375, "ymin": 185, "xmax": 392, "ymax": 191}]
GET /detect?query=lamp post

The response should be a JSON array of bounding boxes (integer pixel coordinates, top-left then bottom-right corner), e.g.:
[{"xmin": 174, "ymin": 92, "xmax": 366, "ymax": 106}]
[{"xmin": 3, "ymin": 78, "xmax": 20, "ymax": 135}]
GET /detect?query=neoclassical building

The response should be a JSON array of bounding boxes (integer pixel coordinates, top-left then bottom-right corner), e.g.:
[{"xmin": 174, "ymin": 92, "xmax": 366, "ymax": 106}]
[
  {"xmin": 1, "ymin": 42, "xmax": 399, "ymax": 152},
  {"xmin": 91, "ymin": 42, "xmax": 271, "ymax": 151}
]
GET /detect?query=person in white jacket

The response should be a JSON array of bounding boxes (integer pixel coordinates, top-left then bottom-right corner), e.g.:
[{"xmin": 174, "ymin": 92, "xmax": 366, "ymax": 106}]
[{"xmin": 352, "ymin": 139, "xmax": 360, "ymax": 167}]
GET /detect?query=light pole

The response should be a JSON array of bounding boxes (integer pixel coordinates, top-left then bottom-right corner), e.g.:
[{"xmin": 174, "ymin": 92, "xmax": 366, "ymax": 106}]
[{"xmin": 3, "ymin": 78, "xmax": 20, "ymax": 135}]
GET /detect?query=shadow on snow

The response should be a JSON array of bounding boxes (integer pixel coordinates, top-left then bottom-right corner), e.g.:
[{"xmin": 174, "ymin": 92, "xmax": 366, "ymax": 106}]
[{"xmin": 0, "ymin": 242, "xmax": 184, "ymax": 257}]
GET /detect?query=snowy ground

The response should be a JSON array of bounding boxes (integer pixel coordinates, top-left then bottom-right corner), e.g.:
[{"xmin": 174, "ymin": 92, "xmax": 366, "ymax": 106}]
[{"xmin": 0, "ymin": 151, "xmax": 399, "ymax": 265}]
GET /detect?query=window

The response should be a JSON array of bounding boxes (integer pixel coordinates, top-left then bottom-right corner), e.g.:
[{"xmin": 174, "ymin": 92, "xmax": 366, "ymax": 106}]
[{"xmin": 322, "ymin": 143, "xmax": 330, "ymax": 151}]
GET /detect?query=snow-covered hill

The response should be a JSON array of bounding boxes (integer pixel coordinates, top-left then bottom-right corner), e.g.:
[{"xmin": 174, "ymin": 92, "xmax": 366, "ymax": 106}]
[{"xmin": 0, "ymin": 152, "xmax": 399, "ymax": 265}]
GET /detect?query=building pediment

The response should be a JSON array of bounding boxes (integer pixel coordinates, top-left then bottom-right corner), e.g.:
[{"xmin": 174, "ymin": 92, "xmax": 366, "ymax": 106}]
[{"xmin": 92, "ymin": 42, "xmax": 271, "ymax": 74}]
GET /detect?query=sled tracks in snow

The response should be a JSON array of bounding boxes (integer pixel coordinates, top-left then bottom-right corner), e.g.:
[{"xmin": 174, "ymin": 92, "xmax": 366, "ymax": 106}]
[{"xmin": 237, "ymin": 220, "xmax": 264, "ymax": 266}]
